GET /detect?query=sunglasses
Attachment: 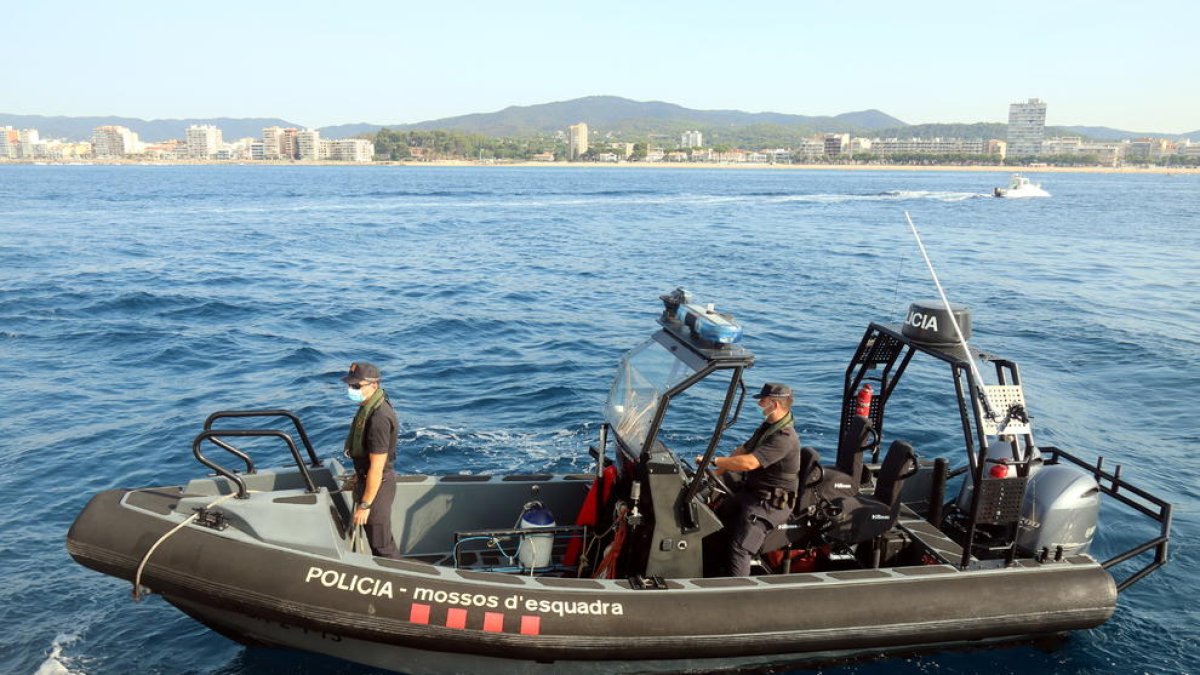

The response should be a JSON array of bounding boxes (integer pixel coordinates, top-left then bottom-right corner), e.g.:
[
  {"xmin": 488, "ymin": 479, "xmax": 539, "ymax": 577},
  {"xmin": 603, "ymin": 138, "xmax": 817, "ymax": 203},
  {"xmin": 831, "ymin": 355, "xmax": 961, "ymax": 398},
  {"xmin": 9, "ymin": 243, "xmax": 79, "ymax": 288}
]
[{"xmin": 348, "ymin": 381, "xmax": 376, "ymax": 390}]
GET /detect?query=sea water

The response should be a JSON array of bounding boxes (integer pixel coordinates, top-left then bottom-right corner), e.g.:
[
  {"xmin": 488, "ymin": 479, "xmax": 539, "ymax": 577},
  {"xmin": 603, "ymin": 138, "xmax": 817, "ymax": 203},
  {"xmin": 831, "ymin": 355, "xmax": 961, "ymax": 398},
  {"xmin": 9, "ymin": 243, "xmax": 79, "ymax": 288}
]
[{"xmin": 0, "ymin": 165, "xmax": 1196, "ymax": 674}]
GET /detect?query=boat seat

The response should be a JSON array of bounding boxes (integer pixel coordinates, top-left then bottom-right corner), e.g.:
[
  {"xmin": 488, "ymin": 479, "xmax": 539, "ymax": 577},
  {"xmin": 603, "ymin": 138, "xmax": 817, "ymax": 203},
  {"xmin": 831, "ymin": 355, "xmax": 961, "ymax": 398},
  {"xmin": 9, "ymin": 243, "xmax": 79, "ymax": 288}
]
[
  {"xmin": 759, "ymin": 446, "xmax": 856, "ymax": 562},
  {"xmin": 835, "ymin": 415, "xmax": 878, "ymax": 491},
  {"xmin": 819, "ymin": 440, "xmax": 919, "ymax": 549}
]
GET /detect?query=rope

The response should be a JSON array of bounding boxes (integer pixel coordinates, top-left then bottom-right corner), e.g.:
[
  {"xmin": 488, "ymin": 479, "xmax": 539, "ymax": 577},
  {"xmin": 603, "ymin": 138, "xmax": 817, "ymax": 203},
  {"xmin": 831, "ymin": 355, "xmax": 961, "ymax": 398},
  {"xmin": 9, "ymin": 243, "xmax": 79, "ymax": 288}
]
[
  {"xmin": 132, "ymin": 491, "xmax": 241, "ymax": 601},
  {"xmin": 903, "ymin": 211, "xmax": 996, "ymax": 419},
  {"xmin": 592, "ymin": 503, "xmax": 629, "ymax": 580}
]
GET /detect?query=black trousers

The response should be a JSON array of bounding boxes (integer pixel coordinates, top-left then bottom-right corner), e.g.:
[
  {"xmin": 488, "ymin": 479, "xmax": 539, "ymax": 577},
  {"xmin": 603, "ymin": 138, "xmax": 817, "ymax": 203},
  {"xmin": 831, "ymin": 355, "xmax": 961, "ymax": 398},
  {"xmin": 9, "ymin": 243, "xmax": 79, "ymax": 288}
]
[
  {"xmin": 355, "ymin": 476, "xmax": 399, "ymax": 558},
  {"xmin": 728, "ymin": 491, "xmax": 790, "ymax": 577}
]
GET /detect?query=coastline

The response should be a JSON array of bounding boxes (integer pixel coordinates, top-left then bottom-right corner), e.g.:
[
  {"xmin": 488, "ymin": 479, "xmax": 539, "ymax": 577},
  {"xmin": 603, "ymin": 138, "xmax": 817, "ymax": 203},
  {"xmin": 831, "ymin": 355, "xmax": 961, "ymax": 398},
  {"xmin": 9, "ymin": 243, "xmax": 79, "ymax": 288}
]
[{"xmin": 2, "ymin": 158, "xmax": 1196, "ymax": 175}]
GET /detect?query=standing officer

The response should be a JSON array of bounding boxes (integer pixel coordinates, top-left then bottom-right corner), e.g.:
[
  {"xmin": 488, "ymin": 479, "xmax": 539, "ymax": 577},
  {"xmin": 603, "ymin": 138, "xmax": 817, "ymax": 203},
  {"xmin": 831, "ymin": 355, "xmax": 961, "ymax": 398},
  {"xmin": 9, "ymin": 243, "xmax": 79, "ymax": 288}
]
[
  {"xmin": 702, "ymin": 383, "xmax": 801, "ymax": 576},
  {"xmin": 342, "ymin": 361, "xmax": 400, "ymax": 558}
]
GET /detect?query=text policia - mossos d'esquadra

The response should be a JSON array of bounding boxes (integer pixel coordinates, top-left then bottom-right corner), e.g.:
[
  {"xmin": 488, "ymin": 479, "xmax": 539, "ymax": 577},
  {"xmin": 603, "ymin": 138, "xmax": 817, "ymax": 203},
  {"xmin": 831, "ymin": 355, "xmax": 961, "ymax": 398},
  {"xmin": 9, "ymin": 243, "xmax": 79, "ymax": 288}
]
[{"xmin": 304, "ymin": 566, "xmax": 626, "ymax": 617}]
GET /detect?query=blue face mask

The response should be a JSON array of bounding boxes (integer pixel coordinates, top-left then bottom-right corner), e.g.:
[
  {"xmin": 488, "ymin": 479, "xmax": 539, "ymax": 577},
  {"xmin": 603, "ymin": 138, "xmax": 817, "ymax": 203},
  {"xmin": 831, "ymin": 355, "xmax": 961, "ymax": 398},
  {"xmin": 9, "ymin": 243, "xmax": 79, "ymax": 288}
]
[{"xmin": 347, "ymin": 387, "xmax": 366, "ymax": 403}]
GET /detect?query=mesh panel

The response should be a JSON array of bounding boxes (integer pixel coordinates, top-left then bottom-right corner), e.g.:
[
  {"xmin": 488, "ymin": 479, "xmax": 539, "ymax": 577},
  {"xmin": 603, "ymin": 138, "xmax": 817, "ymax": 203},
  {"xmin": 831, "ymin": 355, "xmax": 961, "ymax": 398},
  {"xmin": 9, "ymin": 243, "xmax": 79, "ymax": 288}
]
[
  {"xmin": 975, "ymin": 476, "xmax": 1028, "ymax": 526},
  {"xmin": 979, "ymin": 385, "xmax": 1031, "ymax": 436}
]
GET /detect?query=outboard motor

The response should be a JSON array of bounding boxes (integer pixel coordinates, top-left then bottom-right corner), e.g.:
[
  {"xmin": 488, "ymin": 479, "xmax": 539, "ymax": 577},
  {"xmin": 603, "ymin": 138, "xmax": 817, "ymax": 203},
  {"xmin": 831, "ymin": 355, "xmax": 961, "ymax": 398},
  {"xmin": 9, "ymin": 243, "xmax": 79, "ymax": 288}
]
[{"xmin": 1015, "ymin": 465, "xmax": 1100, "ymax": 556}]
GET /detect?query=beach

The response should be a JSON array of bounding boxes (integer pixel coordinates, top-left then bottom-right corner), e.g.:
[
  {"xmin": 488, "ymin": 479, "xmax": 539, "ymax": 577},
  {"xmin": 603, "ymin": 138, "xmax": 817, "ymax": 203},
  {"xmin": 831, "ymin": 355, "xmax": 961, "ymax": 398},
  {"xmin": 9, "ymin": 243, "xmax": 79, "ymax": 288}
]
[{"xmin": 3, "ymin": 158, "xmax": 1197, "ymax": 174}]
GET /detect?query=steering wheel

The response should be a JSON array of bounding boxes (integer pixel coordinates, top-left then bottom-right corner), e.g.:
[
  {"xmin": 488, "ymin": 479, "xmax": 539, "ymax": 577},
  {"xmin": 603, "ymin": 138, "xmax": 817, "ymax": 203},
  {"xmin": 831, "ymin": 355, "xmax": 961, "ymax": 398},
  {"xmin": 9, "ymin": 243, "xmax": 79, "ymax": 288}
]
[
  {"xmin": 689, "ymin": 455, "xmax": 733, "ymax": 499},
  {"xmin": 704, "ymin": 465, "xmax": 733, "ymax": 498}
]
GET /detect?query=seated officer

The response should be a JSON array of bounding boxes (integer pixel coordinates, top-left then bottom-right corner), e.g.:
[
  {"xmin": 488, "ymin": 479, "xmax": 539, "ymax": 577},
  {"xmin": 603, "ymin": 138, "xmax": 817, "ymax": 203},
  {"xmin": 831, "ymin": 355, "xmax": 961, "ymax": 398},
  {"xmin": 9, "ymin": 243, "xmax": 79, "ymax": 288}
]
[{"xmin": 700, "ymin": 383, "xmax": 801, "ymax": 576}]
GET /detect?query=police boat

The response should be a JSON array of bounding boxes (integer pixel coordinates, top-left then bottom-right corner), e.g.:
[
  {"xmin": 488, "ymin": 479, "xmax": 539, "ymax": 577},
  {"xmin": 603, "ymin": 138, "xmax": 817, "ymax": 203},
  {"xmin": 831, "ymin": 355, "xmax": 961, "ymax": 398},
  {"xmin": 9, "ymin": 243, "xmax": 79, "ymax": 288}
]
[{"xmin": 67, "ymin": 289, "xmax": 1172, "ymax": 674}]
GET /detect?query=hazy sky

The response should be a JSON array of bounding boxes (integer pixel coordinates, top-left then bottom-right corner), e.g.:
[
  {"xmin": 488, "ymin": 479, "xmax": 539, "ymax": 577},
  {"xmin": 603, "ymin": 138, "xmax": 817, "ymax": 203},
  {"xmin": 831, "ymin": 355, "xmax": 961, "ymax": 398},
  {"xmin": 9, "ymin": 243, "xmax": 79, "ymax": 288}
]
[{"xmin": 5, "ymin": 1, "xmax": 1197, "ymax": 133}]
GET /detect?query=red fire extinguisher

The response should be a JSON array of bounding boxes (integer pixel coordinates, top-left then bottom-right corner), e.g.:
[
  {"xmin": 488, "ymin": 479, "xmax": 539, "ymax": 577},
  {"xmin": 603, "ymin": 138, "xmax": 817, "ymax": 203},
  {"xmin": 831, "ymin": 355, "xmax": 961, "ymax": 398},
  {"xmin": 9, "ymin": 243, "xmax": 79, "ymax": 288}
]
[
  {"xmin": 989, "ymin": 459, "xmax": 1014, "ymax": 479},
  {"xmin": 855, "ymin": 384, "xmax": 873, "ymax": 417}
]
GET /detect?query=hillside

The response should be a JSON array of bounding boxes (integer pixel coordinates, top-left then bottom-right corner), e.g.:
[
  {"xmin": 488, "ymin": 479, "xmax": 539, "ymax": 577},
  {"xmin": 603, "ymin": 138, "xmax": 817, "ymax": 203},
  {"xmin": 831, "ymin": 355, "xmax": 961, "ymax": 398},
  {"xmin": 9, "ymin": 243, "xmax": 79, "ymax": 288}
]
[
  {"xmin": 5, "ymin": 99, "xmax": 1194, "ymax": 145},
  {"xmin": 319, "ymin": 96, "xmax": 908, "ymax": 139}
]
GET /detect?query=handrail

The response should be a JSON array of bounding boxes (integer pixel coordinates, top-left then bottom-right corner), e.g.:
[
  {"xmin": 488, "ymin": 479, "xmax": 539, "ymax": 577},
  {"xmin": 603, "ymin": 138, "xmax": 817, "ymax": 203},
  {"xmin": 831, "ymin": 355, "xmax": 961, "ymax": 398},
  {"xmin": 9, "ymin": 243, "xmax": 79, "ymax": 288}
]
[
  {"xmin": 192, "ymin": 428, "xmax": 318, "ymax": 499},
  {"xmin": 1043, "ymin": 446, "xmax": 1172, "ymax": 592},
  {"xmin": 208, "ymin": 435, "xmax": 256, "ymax": 474},
  {"xmin": 204, "ymin": 409, "xmax": 321, "ymax": 467}
]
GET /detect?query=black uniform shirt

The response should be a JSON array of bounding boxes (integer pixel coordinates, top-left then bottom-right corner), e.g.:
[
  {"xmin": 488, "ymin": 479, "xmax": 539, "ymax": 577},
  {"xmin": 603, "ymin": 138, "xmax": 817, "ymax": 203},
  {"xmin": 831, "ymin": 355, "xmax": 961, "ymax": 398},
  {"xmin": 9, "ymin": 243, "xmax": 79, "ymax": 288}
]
[
  {"xmin": 352, "ymin": 398, "xmax": 398, "ymax": 479},
  {"xmin": 745, "ymin": 423, "xmax": 801, "ymax": 493}
]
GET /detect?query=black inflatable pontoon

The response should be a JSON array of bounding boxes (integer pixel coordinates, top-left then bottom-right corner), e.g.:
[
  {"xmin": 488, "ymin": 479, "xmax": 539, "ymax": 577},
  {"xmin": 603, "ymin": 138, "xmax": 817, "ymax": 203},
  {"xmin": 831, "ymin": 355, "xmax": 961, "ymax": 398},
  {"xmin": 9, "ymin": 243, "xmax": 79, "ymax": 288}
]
[{"xmin": 67, "ymin": 290, "xmax": 1172, "ymax": 673}]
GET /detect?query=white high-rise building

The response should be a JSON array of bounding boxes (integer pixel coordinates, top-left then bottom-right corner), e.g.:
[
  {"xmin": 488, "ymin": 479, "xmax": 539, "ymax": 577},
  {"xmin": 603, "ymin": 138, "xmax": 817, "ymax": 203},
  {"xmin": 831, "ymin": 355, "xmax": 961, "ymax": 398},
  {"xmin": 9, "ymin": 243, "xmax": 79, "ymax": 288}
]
[
  {"xmin": 568, "ymin": 122, "xmax": 589, "ymax": 159},
  {"xmin": 0, "ymin": 127, "xmax": 15, "ymax": 158},
  {"xmin": 296, "ymin": 130, "xmax": 321, "ymax": 161},
  {"xmin": 262, "ymin": 126, "xmax": 284, "ymax": 159},
  {"xmin": 92, "ymin": 125, "xmax": 140, "ymax": 158},
  {"xmin": 1007, "ymin": 98, "xmax": 1047, "ymax": 157},
  {"xmin": 323, "ymin": 138, "xmax": 374, "ymax": 162},
  {"xmin": 15, "ymin": 129, "xmax": 40, "ymax": 159},
  {"xmin": 186, "ymin": 124, "xmax": 223, "ymax": 159},
  {"xmin": 824, "ymin": 133, "xmax": 849, "ymax": 156},
  {"xmin": 681, "ymin": 130, "xmax": 703, "ymax": 148}
]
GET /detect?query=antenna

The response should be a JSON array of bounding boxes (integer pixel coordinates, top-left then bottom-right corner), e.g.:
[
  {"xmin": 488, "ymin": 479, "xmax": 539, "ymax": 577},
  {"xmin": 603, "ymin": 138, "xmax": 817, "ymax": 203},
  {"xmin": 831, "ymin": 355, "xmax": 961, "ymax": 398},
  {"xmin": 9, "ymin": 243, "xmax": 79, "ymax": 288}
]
[{"xmin": 903, "ymin": 211, "xmax": 996, "ymax": 419}]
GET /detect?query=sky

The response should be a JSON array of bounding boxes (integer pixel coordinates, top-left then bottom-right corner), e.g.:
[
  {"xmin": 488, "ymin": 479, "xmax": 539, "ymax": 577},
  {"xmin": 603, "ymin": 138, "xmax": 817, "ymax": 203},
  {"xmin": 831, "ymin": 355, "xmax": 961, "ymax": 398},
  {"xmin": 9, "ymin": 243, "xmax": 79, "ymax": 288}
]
[{"xmin": 4, "ymin": 0, "xmax": 1197, "ymax": 133}]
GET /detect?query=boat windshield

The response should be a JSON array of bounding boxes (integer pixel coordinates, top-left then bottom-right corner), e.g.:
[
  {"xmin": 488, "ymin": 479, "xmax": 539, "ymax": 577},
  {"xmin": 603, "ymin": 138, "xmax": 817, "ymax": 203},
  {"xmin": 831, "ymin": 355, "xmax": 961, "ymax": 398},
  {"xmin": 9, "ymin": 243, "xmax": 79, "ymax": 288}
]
[{"xmin": 605, "ymin": 337, "xmax": 697, "ymax": 453}]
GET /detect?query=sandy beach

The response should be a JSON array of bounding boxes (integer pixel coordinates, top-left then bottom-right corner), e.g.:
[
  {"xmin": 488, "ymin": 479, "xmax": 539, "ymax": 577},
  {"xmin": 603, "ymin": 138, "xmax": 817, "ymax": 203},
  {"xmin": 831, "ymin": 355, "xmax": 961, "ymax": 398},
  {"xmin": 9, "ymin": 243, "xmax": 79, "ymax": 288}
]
[
  {"xmin": 4, "ymin": 158, "xmax": 1197, "ymax": 174},
  {"xmin": 401, "ymin": 161, "xmax": 1200, "ymax": 175}
]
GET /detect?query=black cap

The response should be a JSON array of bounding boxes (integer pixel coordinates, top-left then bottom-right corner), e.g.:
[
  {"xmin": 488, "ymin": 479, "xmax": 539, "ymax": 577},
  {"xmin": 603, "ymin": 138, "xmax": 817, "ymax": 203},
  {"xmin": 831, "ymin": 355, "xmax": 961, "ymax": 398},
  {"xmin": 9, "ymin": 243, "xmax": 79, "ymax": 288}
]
[
  {"xmin": 752, "ymin": 382, "xmax": 792, "ymax": 399},
  {"xmin": 340, "ymin": 361, "xmax": 381, "ymax": 384}
]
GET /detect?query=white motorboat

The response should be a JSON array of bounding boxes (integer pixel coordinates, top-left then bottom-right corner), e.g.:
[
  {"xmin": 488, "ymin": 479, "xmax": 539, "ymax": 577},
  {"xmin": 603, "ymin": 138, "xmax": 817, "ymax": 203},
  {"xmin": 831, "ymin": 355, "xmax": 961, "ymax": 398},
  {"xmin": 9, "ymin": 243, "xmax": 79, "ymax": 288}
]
[{"xmin": 994, "ymin": 174, "xmax": 1049, "ymax": 198}]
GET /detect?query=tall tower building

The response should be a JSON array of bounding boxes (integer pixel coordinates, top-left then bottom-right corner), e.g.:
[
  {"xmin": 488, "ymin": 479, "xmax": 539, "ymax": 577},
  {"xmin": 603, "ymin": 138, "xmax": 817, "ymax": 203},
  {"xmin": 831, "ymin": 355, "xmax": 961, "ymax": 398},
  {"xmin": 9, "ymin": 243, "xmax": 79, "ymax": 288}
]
[
  {"xmin": 681, "ymin": 130, "xmax": 703, "ymax": 148},
  {"xmin": 568, "ymin": 122, "xmax": 589, "ymax": 159},
  {"xmin": 186, "ymin": 124, "xmax": 223, "ymax": 159},
  {"xmin": 1007, "ymin": 98, "xmax": 1047, "ymax": 158}
]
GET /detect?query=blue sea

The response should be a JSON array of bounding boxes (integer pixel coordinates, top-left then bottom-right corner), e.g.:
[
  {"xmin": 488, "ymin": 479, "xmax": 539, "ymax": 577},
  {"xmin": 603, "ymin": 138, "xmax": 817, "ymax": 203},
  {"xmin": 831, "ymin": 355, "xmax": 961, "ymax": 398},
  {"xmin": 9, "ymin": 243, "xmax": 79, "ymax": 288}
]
[{"xmin": 1, "ymin": 165, "xmax": 1197, "ymax": 674}]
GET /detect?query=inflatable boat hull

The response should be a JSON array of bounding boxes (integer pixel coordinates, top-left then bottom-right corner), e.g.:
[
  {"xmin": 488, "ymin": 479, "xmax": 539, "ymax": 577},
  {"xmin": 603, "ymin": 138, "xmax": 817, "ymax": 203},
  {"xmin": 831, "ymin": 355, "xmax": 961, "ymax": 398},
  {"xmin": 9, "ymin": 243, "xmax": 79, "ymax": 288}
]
[{"xmin": 68, "ymin": 488, "xmax": 1118, "ymax": 673}]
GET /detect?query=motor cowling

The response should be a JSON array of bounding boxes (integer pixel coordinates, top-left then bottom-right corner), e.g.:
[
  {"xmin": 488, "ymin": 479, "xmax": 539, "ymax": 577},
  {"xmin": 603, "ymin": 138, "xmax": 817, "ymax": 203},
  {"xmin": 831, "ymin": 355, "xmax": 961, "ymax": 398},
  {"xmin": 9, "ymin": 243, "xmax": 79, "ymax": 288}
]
[{"xmin": 1016, "ymin": 464, "xmax": 1100, "ymax": 557}]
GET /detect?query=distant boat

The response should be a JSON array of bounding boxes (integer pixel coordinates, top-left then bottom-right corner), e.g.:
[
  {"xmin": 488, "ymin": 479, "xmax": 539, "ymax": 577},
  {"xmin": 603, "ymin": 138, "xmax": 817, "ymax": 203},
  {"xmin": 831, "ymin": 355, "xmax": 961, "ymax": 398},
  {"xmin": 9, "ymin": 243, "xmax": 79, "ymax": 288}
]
[{"xmin": 994, "ymin": 173, "xmax": 1050, "ymax": 198}]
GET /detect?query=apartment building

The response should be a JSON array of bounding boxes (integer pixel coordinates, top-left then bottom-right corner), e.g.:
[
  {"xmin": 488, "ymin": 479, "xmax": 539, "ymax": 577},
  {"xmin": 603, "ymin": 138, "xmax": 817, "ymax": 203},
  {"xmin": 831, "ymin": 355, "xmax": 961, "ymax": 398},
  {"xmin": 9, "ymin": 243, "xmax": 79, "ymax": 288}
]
[
  {"xmin": 186, "ymin": 124, "xmax": 223, "ymax": 159},
  {"xmin": 568, "ymin": 122, "xmax": 589, "ymax": 159},
  {"xmin": 92, "ymin": 125, "xmax": 140, "ymax": 158},
  {"xmin": 0, "ymin": 127, "xmax": 16, "ymax": 158},
  {"xmin": 296, "ymin": 130, "xmax": 321, "ymax": 161},
  {"xmin": 262, "ymin": 126, "xmax": 285, "ymax": 159},
  {"xmin": 824, "ymin": 133, "xmax": 849, "ymax": 156},
  {"xmin": 681, "ymin": 130, "xmax": 703, "ymax": 148},
  {"xmin": 15, "ymin": 129, "xmax": 40, "ymax": 159},
  {"xmin": 869, "ymin": 138, "xmax": 988, "ymax": 156},
  {"xmin": 1007, "ymin": 98, "xmax": 1047, "ymax": 157},
  {"xmin": 322, "ymin": 138, "xmax": 374, "ymax": 162}
]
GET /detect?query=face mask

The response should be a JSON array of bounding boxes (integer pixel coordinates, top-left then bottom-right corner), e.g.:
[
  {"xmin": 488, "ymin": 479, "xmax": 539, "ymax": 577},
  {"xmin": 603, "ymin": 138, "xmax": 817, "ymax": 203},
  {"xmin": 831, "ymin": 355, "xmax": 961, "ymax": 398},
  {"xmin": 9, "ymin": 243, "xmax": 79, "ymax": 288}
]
[
  {"xmin": 347, "ymin": 387, "xmax": 366, "ymax": 403},
  {"xmin": 760, "ymin": 402, "xmax": 773, "ymax": 418}
]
